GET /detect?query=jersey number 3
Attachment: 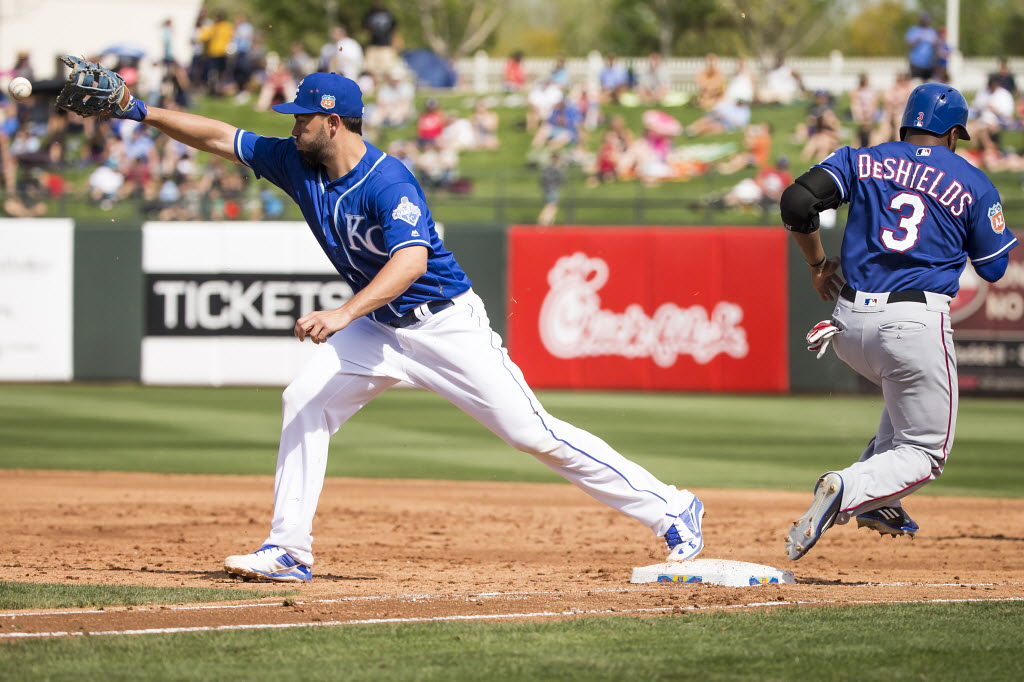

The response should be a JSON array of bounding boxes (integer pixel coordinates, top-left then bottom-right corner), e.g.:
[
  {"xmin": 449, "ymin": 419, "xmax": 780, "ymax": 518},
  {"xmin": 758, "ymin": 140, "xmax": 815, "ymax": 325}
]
[{"xmin": 881, "ymin": 191, "xmax": 926, "ymax": 252}]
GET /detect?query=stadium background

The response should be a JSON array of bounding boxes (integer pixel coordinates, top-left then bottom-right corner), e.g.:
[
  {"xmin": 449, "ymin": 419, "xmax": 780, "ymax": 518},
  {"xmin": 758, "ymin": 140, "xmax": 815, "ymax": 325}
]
[{"xmin": 1, "ymin": 1, "xmax": 1023, "ymax": 679}]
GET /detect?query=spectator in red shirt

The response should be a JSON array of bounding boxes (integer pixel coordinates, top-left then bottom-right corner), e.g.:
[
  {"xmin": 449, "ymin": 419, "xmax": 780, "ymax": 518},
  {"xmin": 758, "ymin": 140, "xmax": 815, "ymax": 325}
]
[
  {"xmin": 711, "ymin": 157, "xmax": 793, "ymax": 213},
  {"xmin": 416, "ymin": 98, "xmax": 445, "ymax": 146},
  {"xmin": 504, "ymin": 51, "xmax": 525, "ymax": 92},
  {"xmin": 753, "ymin": 156, "xmax": 793, "ymax": 203}
]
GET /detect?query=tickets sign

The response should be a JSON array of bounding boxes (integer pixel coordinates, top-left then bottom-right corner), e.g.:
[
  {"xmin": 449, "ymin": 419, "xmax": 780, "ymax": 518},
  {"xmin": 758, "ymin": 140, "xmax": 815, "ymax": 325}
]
[
  {"xmin": 507, "ymin": 226, "xmax": 789, "ymax": 392},
  {"xmin": 141, "ymin": 221, "xmax": 350, "ymax": 385}
]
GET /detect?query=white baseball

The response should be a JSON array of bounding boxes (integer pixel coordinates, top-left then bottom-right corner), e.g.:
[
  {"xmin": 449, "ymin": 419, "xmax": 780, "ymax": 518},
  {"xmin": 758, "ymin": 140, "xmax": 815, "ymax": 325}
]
[{"xmin": 8, "ymin": 76, "xmax": 32, "ymax": 101}]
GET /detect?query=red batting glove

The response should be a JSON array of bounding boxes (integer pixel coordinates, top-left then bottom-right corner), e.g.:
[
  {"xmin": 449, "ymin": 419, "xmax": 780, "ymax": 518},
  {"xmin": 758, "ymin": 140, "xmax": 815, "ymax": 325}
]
[{"xmin": 806, "ymin": 320, "xmax": 840, "ymax": 359}]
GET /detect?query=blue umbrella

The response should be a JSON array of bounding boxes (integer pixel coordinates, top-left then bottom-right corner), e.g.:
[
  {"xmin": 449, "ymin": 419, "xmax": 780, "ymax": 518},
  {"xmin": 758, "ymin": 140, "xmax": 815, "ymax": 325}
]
[
  {"xmin": 402, "ymin": 49, "xmax": 456, "ymax": 89},
  {"xmin": 101, "ymin": 44, "xmax": 147, "ymax": 60}
]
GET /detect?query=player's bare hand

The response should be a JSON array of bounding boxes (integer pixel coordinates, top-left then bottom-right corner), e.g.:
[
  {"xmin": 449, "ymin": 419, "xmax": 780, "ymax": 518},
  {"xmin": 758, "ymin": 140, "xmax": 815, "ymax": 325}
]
[
  {"xmin": 810, "ymin": 257, "xmax": 844, "ymax": 302},
  {"xmin": 294, "ymin": 309, "xmax": 351, "ymax": 344}
]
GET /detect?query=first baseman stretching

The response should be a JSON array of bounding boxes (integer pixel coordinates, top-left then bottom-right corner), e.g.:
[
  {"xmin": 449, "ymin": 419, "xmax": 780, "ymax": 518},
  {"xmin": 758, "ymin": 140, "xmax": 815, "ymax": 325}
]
[
  {"xmin": 54, "ymin": 59, "xmax": 705, "ymax": 581},
  {"xmin": 780, "ymin": 83, "xmax": 1017, "ymax": 560}
]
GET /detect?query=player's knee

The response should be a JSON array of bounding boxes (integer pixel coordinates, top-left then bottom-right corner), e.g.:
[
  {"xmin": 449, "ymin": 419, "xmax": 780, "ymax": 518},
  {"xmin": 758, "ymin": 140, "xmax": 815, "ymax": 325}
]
[
  {"xmin": 501, "ymin": 429, "xmax": 560, "ymax": 458},
  {"xmin": 281, "ymin": 381, "xmax": 319, "ymax": 418}
]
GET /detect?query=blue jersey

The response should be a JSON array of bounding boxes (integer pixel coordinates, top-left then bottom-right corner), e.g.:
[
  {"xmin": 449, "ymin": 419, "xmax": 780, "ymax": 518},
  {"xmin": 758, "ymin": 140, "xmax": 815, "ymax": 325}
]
[
  {"xmin": 234, "ymin": 131, "xmax": 471, "ymax": 323},
  {"xmin": 816, "ymin": 142, "xmax": 1017, "ymax": 295}
]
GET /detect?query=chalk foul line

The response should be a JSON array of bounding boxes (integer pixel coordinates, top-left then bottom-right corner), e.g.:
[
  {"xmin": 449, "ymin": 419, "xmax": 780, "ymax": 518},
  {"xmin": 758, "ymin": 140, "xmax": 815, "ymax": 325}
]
[{"xmin": 2, "ymin": 596, "xmax": 1023, "ymax": 640}]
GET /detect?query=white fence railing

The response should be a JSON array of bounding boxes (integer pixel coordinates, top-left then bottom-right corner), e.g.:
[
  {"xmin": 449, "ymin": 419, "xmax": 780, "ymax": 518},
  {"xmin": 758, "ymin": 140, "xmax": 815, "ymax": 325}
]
[{"xmin": 451, "ymin": 52, "xmax": 1021, "ymax": 97}]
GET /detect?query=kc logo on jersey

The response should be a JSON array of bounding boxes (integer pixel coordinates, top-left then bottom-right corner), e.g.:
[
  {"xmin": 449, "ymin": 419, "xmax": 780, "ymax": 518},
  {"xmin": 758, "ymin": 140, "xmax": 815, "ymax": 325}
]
[
  {"xmin": 342, "ymin": 213, "xmax": 387, "ymax": 256},
  {"xmin": 391, "ymin": 196, "xmax": 421, "ymax": 226},
  {"xmin": 988, "ymin": 202, "xmax": 1006, "ymax": 233},
  {"xmin": 321, "ymin": 94, "xmax": 336, "ymax": 110}
]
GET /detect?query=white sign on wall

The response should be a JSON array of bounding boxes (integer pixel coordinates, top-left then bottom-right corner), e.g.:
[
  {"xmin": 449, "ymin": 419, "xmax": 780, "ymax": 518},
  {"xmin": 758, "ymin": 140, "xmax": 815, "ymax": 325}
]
[
  {"xmin": 0, "ymin": 219, "xmax": 74, "ymax": 381},
  {"xmin": 141, "ymin": 221, "xmax": 351, "ymax": 386}
]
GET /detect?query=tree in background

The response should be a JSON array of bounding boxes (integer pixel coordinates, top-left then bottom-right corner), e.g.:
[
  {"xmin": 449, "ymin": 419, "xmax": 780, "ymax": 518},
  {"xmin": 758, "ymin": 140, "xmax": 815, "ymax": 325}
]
[
  {"xmin": 847, "ymin": 0, "xmax": 1024, "ymax": 58},
  {"xmin": 602, "ymin": 0, "xmax": 731, "ymax": 56},
  {"xmin": 491, "ymin": 1, "xmax": 611, "ymax": 59},
  {"xmin": 414, "ymin": 0, "xmax": 504, "ymax": 57},
  {"xmin": 845, "ymin": 0, "xmax": 909, "ymax": 56},
  {"xmin": 206, "ymin": 0, "xmax": 1024, "ymax": 59},
  {"xmin": 917, "ymin": 0, "xmax": 1023, "ymax": 56},
  {"xmin": 718, "ymin": 0, "xmax": 849, "ymax": 59},
  {"xmin": 208, "ymin": 0, "xmax": 352, "ymax": 54},
  {"xmin": 213, "ymin": 0, "xmax": 505, "ymax": 59}
]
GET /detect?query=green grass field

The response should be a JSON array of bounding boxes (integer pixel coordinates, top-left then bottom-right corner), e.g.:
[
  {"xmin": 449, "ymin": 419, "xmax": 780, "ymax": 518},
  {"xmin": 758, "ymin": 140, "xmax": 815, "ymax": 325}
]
[
  {"xmin": 0, "ymin": 582, "xmax": 292, "ymax": 610},
  {"xmin": 2, "ymin": 384, "xmax": 1022, "ymax": 679},
  {"xmin": 1, "ymin": 384, "xmax": 1021, "ymax": 497},
  {"xmin": 2, "ymin": 603, "xmax": 1022, "ymax": 681}
]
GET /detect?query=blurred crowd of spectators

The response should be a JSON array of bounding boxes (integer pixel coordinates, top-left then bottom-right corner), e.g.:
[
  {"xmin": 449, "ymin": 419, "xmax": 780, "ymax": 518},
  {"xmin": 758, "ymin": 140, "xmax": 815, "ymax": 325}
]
[
  {"xmin": 1, "ymin": 5, "xmax": 1021, "ymax": 225},
  {"xmin": 0, "ymin": 4, "xmax": 405, "ymax": 220},
  {"xmin": 516, "ymin": 47, "xmax": 1022, "ymax": 223}
]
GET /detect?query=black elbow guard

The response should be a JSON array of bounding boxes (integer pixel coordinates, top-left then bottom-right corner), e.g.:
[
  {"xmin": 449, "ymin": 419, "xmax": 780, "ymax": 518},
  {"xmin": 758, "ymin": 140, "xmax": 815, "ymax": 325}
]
[
  {"xmin": 780, "ymin": 183, "xmax": 820, "ymax": 234},
  {"xmin": 780, "ymin": 167, "xmax": 843, "ymax": 234}
]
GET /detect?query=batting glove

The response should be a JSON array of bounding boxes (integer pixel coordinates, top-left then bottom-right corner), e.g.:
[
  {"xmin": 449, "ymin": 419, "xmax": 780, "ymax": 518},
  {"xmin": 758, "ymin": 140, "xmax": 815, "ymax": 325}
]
[{"xmin": 806, "ymin": 320, "xmax": 840, "ymax": 359}]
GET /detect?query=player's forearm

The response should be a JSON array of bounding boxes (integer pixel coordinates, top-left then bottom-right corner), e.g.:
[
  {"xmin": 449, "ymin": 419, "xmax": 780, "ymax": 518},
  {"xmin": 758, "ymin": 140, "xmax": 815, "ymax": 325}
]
[
  {"xmin": 792, "ymin": 232, "xmax": 826, "ymax": 267},
  {"xmin": 143, "ymin": 106, "xmax": 239, "ymax": 163},
  {"xmin": 337, "ymin": 247, "xmax": 429, "ymax": 322}
]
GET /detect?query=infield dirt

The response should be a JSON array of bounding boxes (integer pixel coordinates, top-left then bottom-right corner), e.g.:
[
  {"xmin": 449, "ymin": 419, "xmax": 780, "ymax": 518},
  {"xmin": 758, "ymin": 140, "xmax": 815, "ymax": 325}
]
[{"xmin": 2, "ymin": 470, "xmax": 1022, "ymax": 635}]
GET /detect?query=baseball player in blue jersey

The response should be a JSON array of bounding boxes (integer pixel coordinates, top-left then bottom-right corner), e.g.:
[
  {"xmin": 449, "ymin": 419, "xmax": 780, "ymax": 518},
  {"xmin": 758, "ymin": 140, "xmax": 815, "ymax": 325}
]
[
  {"xmin": 55, "ymin": 66, "xmax": 706, "ymax": 581},
  {"xmin": 779, "ymin": 83, "xmax": 1017, "ymax": 560}
]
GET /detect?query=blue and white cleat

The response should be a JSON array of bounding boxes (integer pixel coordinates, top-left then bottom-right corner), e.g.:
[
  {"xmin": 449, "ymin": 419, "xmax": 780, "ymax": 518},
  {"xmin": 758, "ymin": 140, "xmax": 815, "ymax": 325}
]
[
  {"xmin": 665, "ymin": 496, "xmax": 705, "ymax": 561},
  {"xmin": 224, "ymin": 544, "xmax": 312, "ymax": 582},
  {"xmin": 786, "ymin": 472, "xmax": 844, "ymax": 561},
  {"xmin": 857, "ymin": 506, "xmax": 919, "ymax": 538}
]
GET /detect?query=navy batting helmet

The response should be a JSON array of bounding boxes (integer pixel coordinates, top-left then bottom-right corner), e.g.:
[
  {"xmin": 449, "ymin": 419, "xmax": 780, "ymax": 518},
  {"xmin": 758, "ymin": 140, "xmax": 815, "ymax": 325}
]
[{"xmin": 899, "ymin": 83, "xmax": 971, "ymax": 141}]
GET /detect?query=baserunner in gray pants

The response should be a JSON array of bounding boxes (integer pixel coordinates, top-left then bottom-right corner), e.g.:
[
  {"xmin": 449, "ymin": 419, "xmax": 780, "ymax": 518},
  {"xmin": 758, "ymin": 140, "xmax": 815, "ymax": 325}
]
[
  {"xmin": 830, "ymin": 289, "xmax": 955, "ymax": 522},
  {"xmin": 777, "ymin": 83, "xmax": 1017, "ymax": 560}
]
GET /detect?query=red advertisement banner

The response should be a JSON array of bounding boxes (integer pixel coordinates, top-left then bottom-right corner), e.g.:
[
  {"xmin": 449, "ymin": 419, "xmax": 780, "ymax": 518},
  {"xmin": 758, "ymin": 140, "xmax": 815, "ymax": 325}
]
[
  {"xmin": 950, "ymin": 245, "xmax": 1024, "ymax": 393},
  {"xmin": 507, "ymin": 226, "xmax": 789, "ymax": 392}
]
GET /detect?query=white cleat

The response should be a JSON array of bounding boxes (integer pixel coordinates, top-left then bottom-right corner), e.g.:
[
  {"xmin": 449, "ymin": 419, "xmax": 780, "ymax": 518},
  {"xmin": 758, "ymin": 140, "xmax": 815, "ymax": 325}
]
[
  {"xmin": 224, "ymin": 545, "xmax": 312, "ymax": 582},
  {"xmin": 665, "ymin": 496, "xmax": 705, "ymax": 561},
  {"xmin": 785, "ymin": 472, "xmax": 844, "ymax": 561}
]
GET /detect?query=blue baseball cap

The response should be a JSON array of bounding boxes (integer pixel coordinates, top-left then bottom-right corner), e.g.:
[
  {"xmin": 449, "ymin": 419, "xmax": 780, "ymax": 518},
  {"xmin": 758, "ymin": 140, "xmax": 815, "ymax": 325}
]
[{"xmin": 272, "ymin": 73, "xmax": 364, "ymax": 117}]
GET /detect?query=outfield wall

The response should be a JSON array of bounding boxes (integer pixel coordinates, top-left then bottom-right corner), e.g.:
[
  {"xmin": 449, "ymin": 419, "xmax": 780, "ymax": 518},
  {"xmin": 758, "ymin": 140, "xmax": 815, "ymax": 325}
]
[
  {"xmin": 0, "ymin": 219, "xmax": 74, "ymax": 381},
  {"xmin": 4, "ymin": 218, "xmax": 1020, "ymax": 393}
]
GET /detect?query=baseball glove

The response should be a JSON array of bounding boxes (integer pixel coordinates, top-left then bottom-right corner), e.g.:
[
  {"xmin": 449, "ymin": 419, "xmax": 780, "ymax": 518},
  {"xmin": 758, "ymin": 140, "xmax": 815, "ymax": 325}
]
[{"xmin": 55, "ymin": 55, "xmax": 147, "ymax": 120}]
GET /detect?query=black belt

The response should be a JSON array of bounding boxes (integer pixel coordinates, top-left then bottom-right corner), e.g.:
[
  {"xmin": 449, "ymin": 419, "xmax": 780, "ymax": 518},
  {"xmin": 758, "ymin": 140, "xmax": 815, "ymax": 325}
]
[
  {"xmin": 387, "ymin": 299, "xmax": 454, "ymax": 328},
  {"xmin": 840, "ymin": 284, "xmax": 927, "ymax": 304}
]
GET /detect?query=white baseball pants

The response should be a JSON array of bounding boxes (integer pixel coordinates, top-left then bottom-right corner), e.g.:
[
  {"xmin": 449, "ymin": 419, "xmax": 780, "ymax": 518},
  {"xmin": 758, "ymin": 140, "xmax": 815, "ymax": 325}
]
[
  {"xmin": 264, "ymin": 290, "xmax": 692, "ymax": 566},
  {"xmin": 829, "ymin": 291, "xmax": 957, "ymax": 525}
]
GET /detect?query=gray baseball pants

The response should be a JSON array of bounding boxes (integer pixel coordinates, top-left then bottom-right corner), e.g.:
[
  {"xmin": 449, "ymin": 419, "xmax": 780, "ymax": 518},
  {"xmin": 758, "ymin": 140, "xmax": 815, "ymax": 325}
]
[{"xmin": 828, "ymin": 290, "xmax": 957, "ymax": 525}]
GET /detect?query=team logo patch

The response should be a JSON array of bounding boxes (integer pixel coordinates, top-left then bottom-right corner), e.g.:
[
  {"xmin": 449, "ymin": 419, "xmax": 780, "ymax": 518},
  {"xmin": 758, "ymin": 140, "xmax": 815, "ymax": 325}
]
[
  {"xmin": 391, "ymin": 196, "xmax": 421, "ymax": 226},
  {"xmin": 988, "ymin": 203, "xmax": 1005, "ymax": 233},
  {"xmin": 916, "ymin": 147, "xmax": 931, "ymax": 156},
  {"xmin": 320, "ymin": 94, "xmax": 336, "ymax": 110}
]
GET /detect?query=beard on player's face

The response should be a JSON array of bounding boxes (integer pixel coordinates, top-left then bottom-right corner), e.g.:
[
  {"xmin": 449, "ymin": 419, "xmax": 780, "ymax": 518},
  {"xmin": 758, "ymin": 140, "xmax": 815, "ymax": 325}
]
[
  {"xmin": 298, "ymin": 124, "xmax": 332, "ymax": 168},
  {"xmin": 293, "ymin": 115, "xmax": 332, "ymax": 168}
]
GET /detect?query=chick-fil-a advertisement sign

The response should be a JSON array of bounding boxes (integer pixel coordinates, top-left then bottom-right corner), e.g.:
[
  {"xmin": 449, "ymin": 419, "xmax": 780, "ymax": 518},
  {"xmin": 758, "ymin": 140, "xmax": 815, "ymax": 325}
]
[{"xmin": 507, "ymin": 226, "xmax": 789, "ymax": 392}]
